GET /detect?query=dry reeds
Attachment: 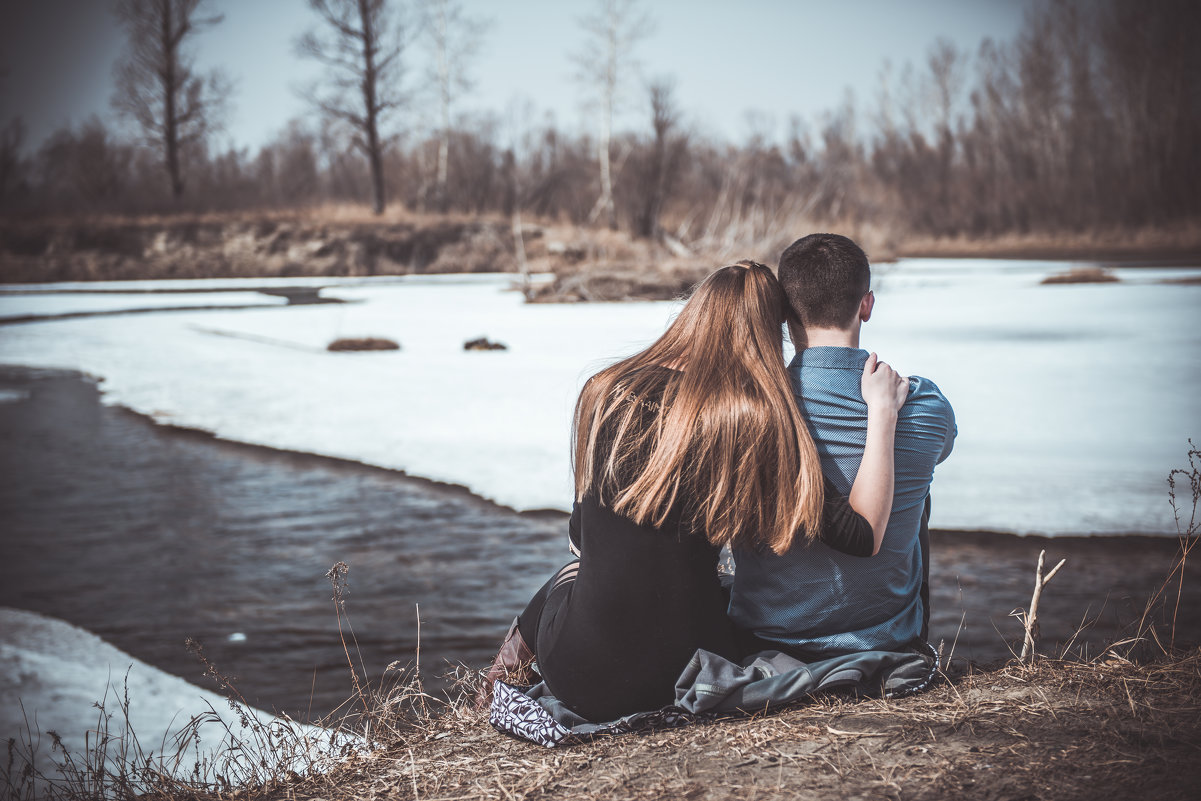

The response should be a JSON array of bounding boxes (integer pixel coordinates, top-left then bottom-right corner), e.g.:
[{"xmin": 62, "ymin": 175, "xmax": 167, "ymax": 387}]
[{"xmin": 898, "ymin": 224, "xmax": 1201, "ymax": 263}]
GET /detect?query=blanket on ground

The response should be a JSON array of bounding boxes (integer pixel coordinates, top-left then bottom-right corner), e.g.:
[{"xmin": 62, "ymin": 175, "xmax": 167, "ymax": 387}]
[{"xmin": 489, "ymin": 641, "xmax": 939, "ymax": 747}]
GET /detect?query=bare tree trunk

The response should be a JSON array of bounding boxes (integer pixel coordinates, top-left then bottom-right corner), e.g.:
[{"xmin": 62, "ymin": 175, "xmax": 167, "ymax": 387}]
[
  {"xmin": 366, "ymin": 124, "xmax": 385, "ymax": 215},
  {"xmin": 598, "ymin": 14, "xmax": 618, "ymax": 231},
  {"xmin": 415, "ymin": 0, "xmax": 485, "ymax": 214},
  {"xmin": 160, "ymin": 0, "xmax": 184, "ymax": 198},
  {"xmin": 598, "ymin": 94, "xmax": 615, "ymax": 230},
  {"xmin": 582, "ymin": 0, "xmax": 640, "ymax": 232},
  {"xmin": 588, "ymin": 71, "xmax": 616, "ymax": 229},
  {"xmin": 358, "ymin": 0, "xmax": 386, "ymax": 214},
  {"xmin": 160, "ymin": 4, "xmax": 178, "ymax": 196},
  {"xmin": 435, "ymin": 105, "xmax": 450, "ymax": 212},
  {"xmin": 433, "ymin": 0, "xmax": 450, "ymax": 212}
]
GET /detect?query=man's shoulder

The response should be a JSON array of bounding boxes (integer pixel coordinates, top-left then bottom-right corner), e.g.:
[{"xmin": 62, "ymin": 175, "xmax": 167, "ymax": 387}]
[
  {"xmin": 899, "ymin": 374, "xmax": 957, "ymax": 463},
  {"xmin": 897, "ymin": 375, "xmax": 956, "ymax": 436},
  {"xmin": 791, "ymin": 360, "xmax": 953, "ymax": 413},
  {"xmin": 904, "ymin": 374, "xmax": 953, "ymax": 412}
]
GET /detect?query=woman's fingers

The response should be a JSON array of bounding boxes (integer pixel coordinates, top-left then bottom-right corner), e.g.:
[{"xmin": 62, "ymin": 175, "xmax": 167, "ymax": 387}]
[
  {"xmin": 862, "ymin": 354, "xmax": 908, "ymax": 412},
  {"xmin": 894, "ymin": 373, "xmax": 911, "ymax": 407}
]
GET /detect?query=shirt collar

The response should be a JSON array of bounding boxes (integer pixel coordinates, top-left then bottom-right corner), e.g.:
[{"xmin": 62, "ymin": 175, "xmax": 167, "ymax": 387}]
[{"xmin": 791, "ymin": 346, "xmax": 871, "ymax": 370}]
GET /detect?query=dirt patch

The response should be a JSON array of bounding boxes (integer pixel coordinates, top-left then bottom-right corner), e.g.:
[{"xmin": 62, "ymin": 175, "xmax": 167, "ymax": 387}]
[
  {"xmin": 262, "ymin": 652, "xmax": 1201, "ymax": 801},
  {"xmin": 327, "ymin": 337, "xmax": 400, "ymax": 352},
  {"xmin": 1041, "ymin": 267, "xmax": 1120, "ymax": 285}
]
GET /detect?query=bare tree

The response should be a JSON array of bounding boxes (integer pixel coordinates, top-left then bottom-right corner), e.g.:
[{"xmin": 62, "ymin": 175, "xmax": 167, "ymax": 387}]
[
  {"xmin": 0, "ymin": 64, "xmax": 23, "ymax": 204},
  {"xmin": 417, "ymin": 0, "xmax": 486, "ymax": 212},
  {"xmin": 111, "ymin": 0, "xmax": 230, "ymax": 200},
  {"xmin": 576, "ymin": 0, "xmax": 651, "ymax": 230},
  {"xmin": 298, "ymin": 0, "xmax": 406, "ymax": 215},
  {"xmin": 924, "ymin": 38, "xmax": 966, "ymax": 229},
  {"xmin": 926, "ymin": 38, "xmax": 967, "ymax": 137},
  {"xmin": 0, "ymin": 117, "xmax": 24, "ymax": 203},
  {"xmin": 501, "ymin": 97, "xmax": 543, "ymax": 298},
  {"xmin": 38, "ymin": 119, "xmax": 131, "ymax": 208},
  {"xmin": 256, "ymin": 120, "xmax": 322, "ymax": 207},
  {"xmin": 633, "ymin": 78, "xmax": 686, "ymax": 239}
]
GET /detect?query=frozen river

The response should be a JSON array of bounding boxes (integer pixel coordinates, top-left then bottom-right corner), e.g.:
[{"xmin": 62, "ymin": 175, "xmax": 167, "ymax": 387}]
[{"xmin": 1, "ymin": 260, "xmax": 1199, "ymax": 535}]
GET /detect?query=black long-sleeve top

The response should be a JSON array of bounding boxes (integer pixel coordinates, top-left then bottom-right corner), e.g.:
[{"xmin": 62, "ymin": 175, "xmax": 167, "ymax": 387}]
[{"xmin": 538, "ymin": 370, "xmax": 874, "ymax": 722}]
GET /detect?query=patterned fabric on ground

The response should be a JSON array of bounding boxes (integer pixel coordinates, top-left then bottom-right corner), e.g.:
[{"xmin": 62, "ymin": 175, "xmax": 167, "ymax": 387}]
[{"xmin": 489, "ymin": 641, "xmax": 939, "ymax": 747}]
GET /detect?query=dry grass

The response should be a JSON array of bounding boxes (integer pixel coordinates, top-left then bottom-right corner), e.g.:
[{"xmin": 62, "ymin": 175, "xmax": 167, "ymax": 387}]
[
  {"xmin": 8, "ymin": 572, "xmax": 1198, "ymax": 801},
  {"xmin": 1041, "ymin": 267, "xmax": 1121, "ymax": 285},
  {"xmin": 5, "ymin": 207, "xmax": 1198, "ymax": 292},
  {"xmin": 897, "ymin": 224, "xmax": 1201, "ymax": 264},
  {"xmin": 229, "ymin": 650, "xmax": 1201, "ymax": 801},
  {"xmin": 0, "ymin": 204, "xmax": 493, "ymax": 230}
]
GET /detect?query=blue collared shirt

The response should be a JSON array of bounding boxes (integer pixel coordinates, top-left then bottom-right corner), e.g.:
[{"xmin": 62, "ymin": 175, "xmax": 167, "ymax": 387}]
[{"xmin": 729, "ymin": 346, "xmax": 956, "ymax": 653}]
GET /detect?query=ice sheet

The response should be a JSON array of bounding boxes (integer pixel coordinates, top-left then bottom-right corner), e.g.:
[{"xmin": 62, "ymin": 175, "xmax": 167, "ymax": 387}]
[{"xmin": 1, "ymin": 262, "xmax": 1198, "ymax": 535}]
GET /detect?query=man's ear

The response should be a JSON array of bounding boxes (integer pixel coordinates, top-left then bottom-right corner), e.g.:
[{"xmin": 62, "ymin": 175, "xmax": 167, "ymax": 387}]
[{"xmin": 859, "ymin": 290, "xmax": 875, "ymax": 322}]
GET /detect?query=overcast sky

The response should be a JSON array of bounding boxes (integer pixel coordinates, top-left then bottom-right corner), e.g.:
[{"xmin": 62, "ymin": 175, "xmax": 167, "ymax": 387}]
[{"xmin": 0, "ymin": 0, "xmax": 1035, "ymax": 155}]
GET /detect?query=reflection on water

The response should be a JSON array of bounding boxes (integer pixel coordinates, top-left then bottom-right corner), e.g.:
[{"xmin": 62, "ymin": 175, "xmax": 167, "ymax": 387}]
[{"xmin": 0, "ymin": 367, "xmax": 564, "ymax": 718}]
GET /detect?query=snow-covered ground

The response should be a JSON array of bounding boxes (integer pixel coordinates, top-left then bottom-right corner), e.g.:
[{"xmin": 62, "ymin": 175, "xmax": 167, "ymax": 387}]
[
  {"xmin": 1, "ymin": 261, "xmax": 1198, "ymax": 535},
  {"xmin": 0, "ymin": 608, "xmax": 350, "ymax": 793}
]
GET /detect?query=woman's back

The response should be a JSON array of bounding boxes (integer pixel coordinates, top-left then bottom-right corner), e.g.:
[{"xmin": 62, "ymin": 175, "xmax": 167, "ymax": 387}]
[{"xmin": 537, "ymin": 369, "xmax": 740, "ymax": 721}]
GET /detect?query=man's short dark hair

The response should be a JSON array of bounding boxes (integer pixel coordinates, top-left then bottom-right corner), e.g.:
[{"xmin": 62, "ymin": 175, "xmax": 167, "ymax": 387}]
[{"xmin": 777, "ymin": 233, "xmax": 871, "ymax": 329}]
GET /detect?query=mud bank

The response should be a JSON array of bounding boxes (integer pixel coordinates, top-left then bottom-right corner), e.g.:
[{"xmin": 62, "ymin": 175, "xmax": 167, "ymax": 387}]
[{"xmin": 0, "ymin": 214, "xmax": 531, "ymax": 282}]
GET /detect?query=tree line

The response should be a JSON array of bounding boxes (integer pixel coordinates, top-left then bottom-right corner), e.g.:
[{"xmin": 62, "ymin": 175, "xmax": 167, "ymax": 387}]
[{"xmin": 1, "ymin": 0, "xmax": 1197, "ymax": 250}]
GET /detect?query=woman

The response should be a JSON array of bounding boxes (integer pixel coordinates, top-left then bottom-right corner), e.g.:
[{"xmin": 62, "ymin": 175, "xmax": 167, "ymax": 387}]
[{"xmin": 479, "ymin": 261, "xmax": 907, "ymax": 721}]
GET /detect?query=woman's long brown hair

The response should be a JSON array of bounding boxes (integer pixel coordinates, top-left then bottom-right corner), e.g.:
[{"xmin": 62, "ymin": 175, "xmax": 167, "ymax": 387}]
[{"xmin": 572, "ymin": 261, "xmax": 824, "ymax": 554}]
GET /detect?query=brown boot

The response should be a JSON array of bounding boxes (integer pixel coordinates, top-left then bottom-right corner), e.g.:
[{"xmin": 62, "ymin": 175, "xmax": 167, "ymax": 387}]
[{"xmin": 475, "ymin": 616, "xmax": 538, "ymax": 709}]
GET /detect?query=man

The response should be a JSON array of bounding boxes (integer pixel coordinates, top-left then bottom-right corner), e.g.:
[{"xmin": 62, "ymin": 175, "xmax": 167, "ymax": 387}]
[{"xmin": 729, "ymin": 233, "xmax": 956, "ymax": 655}]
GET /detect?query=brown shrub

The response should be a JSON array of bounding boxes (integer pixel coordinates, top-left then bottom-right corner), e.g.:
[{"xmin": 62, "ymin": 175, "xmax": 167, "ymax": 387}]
[
  {"xmin": 327, "ymin": 337, "xmax": 400, "ymax": 352},
  {"xmin": 1041, "ymin": 267, "xmax": 1120, "ymax": 285}
]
